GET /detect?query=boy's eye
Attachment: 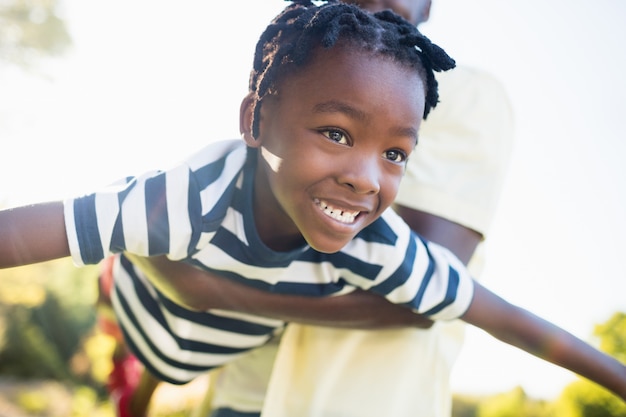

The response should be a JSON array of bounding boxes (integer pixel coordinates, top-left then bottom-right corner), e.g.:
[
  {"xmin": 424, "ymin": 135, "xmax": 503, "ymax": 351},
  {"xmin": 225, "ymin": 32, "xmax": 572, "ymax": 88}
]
[
  {"xmin": 384, "ymin": 149, "xmax": 407, "ymax": 163},
  {"xmin": 322, "ymin": 129, "xmax": 349, "ymax": 145}
]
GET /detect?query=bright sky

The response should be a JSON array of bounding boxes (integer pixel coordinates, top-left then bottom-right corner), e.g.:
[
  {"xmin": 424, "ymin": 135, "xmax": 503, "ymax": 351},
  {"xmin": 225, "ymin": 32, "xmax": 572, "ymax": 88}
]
[{"xmin": 1, "ymin": 0, "xmax": 625, "ymax": 400}]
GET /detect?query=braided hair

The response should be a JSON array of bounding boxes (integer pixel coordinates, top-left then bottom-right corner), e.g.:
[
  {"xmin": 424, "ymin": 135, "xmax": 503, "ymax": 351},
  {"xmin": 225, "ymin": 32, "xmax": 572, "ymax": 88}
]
[{"xmin": 247, "ymin": 0, "xmax": 455, "ymax": 138}]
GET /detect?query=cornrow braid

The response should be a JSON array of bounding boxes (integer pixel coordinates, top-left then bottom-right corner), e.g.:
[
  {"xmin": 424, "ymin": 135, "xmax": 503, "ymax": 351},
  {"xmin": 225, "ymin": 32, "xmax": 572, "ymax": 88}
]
[{"xmin": 248, "ymin": 0, "xmax": 455, "ymax": 138}]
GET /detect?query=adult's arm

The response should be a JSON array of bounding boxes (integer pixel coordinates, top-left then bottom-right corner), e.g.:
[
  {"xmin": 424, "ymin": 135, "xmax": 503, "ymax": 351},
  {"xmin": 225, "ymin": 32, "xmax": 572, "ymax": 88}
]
[
  {"xmin": 127, "ymin": 253, "xmax": 434, "ymax": 330},
  {"xmin": 462, "ymin": 282, "xmax": 626, "ymax": 401},
  {"xmin": 394, "ymin": 205, "xmax": 481, "ymax": 265}
]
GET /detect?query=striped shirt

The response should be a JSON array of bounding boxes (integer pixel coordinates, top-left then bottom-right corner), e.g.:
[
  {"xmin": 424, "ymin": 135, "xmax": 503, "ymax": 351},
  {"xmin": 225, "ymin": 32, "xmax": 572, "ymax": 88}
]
[{"xmin": 64, "ymin": 139, "xmax": 474, "ymax": 384}]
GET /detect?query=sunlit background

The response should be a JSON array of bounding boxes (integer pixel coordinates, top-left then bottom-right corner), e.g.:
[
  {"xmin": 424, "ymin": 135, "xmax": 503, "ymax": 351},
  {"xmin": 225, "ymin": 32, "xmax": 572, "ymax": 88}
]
[{"xmin": 1, "ymin": 0, "xmax": 625, "ymax": 401}]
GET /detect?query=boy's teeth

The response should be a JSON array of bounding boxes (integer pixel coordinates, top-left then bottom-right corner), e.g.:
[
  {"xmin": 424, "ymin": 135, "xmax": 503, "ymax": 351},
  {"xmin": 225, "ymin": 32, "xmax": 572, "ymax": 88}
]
[{"xmin": 316, "ymin": 199, "xmax": 359, "ymax": 224}]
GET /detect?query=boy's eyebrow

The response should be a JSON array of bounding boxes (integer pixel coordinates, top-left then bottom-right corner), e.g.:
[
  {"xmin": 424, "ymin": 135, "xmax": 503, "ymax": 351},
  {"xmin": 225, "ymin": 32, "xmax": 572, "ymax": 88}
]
[
  {"xmin": 394, "ymin": 126, "xmax": 418, "ymax": 144},
  {"xmin": 313, "ymin": 100, "xmax": 367, "ymax": 121},
  {"xmin": 313, "ymin": 100, "xmax": 418, "ymax": 141}
]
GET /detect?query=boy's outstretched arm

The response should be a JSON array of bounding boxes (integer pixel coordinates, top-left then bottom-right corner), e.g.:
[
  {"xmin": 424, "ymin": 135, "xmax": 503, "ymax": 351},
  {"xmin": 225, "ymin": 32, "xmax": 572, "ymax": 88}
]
[
  {"xmin": 462, "ymin": 282, "xmax": 626, "ymax": 401},
  {"xmin": 0, "ymin": 201, "xmax": 70, "ymax": 268}
]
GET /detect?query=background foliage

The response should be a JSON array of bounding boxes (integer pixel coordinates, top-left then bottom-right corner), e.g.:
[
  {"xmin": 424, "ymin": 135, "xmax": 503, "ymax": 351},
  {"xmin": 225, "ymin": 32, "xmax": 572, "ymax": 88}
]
[{"xmin": 0, "ymin": 0, "xmax": 71, "ymax": 69}]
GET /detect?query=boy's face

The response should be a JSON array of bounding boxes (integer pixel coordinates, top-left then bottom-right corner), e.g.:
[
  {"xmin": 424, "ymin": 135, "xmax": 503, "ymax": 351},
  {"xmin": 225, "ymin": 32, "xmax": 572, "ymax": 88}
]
[{"xmin": 243, "ymin": 45, "xmax": 425, "ymax": 254}]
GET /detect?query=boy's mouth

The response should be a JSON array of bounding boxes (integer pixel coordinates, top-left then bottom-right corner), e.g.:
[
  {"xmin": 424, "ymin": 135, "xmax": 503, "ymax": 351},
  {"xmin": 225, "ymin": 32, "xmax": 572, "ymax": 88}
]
[{"xmin": 315, "ymin": 199, "xmax": 360, "ymax": 224}]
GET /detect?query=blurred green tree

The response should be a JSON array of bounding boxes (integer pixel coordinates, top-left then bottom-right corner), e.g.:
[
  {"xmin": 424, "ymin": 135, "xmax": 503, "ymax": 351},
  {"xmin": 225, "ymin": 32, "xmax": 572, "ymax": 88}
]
[
  {"xmin": 476, "ymin": 386, "xmax": 552, "ymax": 417},
  {"xmin": 452, "ymin": 394, "xmax": 479, "ymax": 417},
  {"xmin": 0, "ymin": 0, "xmax": 71, "ymax": 68},
  {"xmin": 595, "ymin": 312, "xmax": 626, "ymax": 362},
  {"xmin": 0, "ymin": 259, "xmax": 98, "ymax": 382}
]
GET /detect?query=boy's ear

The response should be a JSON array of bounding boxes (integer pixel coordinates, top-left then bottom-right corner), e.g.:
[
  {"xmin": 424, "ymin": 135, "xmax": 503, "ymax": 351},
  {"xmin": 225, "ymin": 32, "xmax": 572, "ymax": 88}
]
[{"xmin": 239, "ymin": 93, "xmax": 259, "ymax": 148}]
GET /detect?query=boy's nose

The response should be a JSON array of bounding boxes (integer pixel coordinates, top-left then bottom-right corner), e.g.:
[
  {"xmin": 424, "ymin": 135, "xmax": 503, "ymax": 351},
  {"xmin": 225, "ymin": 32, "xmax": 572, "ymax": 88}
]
[{"xmin": 338, "ymin": 155, "xmax": 381, "ymax": 195}]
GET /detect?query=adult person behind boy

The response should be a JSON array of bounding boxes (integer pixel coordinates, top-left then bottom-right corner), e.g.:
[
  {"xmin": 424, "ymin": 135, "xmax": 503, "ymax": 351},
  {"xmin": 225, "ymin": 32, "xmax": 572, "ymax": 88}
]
[{"xmin": 204, "ymin": 1, "xmax": 514, "ymax": 416}]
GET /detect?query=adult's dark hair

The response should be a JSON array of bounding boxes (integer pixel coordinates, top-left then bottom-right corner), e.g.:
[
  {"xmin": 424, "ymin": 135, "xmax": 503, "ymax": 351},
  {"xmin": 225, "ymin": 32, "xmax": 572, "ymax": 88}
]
[{"xmin": 247, "ymin": 0, "xmax": 455, "ymax": 138}]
